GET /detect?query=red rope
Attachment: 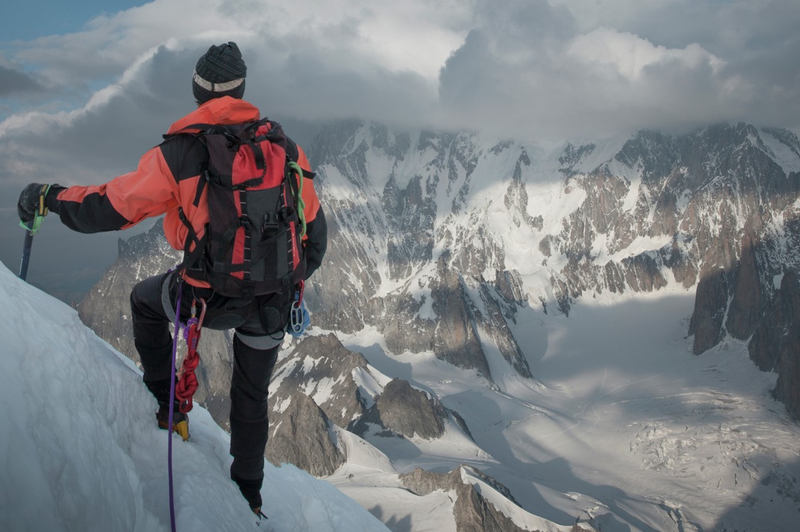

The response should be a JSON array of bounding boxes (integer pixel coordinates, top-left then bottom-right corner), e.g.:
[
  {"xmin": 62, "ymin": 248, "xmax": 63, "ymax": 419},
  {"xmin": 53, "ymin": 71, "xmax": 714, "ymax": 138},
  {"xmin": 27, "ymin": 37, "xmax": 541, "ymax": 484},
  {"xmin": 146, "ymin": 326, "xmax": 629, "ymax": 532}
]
[{"xmin": 175, "ymin": 298, "xmax": 206, "ymax": 414}]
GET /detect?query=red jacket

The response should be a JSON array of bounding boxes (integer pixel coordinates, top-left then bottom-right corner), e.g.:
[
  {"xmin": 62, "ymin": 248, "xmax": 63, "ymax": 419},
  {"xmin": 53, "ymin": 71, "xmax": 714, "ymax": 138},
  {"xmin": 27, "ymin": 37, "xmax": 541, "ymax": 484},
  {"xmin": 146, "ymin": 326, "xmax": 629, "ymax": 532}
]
[{"xmin": 47, "ymin": 97, "xmax": 327, "ymax": 288}]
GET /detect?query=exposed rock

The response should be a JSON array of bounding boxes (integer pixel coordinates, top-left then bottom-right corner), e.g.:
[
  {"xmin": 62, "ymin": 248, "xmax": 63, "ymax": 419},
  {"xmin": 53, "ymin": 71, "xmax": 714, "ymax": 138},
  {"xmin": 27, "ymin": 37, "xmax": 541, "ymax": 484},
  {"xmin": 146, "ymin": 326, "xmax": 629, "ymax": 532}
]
[
  {"xmin": 400, "ymin": 465, "xmax": 593, "ymax": 532},
  {"xmin": 726, "ymin": 231, "xmax": 762, "ymax": 340},
  {"xmin": 689, "ymin": 270, "xmax": 730, "ymax": 355},
  {"xmin": 269, "ymin": 334, "xmax": 371, "ymax": 430},
  {"xmin": 749, "ymin": 272, "xmax": 800, "ymax": 420},
  {"xmin": 428, "ymin": 257, "xmax": 492, "ymax": 379},
  {"xmin": 266, "ymin": 391, "xmax": 345, "ymax": 477},
  {"xmin": 354, "ymin": 378, "xmax": 447, "ymax": 439}
]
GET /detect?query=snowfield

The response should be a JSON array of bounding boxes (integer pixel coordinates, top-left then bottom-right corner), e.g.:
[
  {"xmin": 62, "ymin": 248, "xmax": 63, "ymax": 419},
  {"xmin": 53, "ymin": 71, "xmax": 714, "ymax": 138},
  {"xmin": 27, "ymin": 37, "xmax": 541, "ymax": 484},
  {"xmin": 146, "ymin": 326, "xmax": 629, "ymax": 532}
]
[
  {"xmin": 0, "ymin": 262, "xmax": 389, "ymax": 532},
  {"xmin": 328, "ymin": 289, "xmax": 800, "ymax": 532}
]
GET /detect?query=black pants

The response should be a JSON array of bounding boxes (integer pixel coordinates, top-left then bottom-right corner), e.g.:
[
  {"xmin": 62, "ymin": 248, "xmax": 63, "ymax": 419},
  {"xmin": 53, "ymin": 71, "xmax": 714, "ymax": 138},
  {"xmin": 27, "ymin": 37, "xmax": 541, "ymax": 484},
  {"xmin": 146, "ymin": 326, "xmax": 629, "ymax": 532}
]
[{"xmin": 130, "ymin": 271, "xmax": 289, "ymax": 481}]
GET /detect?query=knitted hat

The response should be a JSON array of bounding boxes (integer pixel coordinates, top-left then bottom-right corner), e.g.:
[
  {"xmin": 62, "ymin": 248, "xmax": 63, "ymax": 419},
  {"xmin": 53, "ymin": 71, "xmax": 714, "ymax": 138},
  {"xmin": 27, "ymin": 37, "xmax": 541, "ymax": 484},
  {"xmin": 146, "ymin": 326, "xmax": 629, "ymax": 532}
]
[{"xmin": 192, "ymin": 42, "xmax": 247, "ymax": 105}]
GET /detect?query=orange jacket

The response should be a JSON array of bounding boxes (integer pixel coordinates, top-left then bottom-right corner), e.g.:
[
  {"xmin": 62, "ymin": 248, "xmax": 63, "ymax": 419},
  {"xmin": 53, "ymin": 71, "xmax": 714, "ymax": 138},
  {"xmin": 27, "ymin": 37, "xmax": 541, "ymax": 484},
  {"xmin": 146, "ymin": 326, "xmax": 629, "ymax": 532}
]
[{"xmin": 47, "ymin": 97, "xmax": 326, "ymax": 288}]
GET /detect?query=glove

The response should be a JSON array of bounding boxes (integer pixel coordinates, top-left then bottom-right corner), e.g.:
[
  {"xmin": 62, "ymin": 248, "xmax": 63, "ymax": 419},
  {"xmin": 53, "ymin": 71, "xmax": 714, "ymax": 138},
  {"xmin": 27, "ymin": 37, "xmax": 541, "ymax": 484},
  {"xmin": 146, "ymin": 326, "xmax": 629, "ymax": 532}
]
[{"xmin": 17, "ymin": 183, "xmax": 51, "ymax": 228}]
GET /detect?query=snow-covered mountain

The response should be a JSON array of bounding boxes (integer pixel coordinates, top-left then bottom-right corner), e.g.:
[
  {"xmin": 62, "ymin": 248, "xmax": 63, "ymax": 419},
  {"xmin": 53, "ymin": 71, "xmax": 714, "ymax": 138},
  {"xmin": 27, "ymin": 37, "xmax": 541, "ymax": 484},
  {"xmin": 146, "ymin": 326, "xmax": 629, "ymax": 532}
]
[
  {"xmin": 0, "ymin": 262, "xmax": 390, "ymax": 532},
  {"xmin": 77, "ymin": 120, "xmax": 800, "ymax": 532}
]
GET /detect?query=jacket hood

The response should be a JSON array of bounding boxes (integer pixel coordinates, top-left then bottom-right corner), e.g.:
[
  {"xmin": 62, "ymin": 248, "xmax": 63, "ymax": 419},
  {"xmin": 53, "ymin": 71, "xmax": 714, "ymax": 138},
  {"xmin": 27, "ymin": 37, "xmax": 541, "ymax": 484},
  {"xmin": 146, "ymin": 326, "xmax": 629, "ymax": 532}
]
[{"xmin": 167, "ymin": 97, "xmax": 260, "ymax": 134}]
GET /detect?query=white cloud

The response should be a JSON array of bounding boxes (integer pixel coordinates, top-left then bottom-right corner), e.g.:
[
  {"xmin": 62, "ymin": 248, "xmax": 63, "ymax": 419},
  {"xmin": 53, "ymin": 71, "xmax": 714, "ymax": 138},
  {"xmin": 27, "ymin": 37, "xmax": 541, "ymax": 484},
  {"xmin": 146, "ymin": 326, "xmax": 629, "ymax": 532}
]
[
  {"xmin": 1, "ymin": 0, "xmax": 799, "ymax": 146},
  {"xmin": 568, "ymin": 28, "xmax": 724, "ymax": 81}
]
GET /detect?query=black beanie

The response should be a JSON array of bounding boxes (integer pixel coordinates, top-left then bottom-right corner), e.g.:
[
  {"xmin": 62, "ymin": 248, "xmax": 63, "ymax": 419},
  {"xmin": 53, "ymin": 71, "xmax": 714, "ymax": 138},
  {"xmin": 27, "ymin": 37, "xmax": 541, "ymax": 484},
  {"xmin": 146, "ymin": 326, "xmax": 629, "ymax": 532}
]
[{"xmin": 192, "ymin": 42, "xmax": 247, "ymax": 105}]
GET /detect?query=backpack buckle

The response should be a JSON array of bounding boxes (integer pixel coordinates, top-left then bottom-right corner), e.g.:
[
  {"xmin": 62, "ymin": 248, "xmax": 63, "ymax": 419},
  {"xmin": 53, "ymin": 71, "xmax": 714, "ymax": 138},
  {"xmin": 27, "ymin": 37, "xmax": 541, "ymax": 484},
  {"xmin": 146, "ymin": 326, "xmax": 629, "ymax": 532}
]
[
  {"xmin": 278, "ymin": 206, "xmax": 295, "ymax": 223},
  {"xmin": 262, "ymin": 213, "xmax": 279, "ymax": 238},
  {"xmin": 238, "ymin": 216, "xmax": 252, "ymax": 229}
]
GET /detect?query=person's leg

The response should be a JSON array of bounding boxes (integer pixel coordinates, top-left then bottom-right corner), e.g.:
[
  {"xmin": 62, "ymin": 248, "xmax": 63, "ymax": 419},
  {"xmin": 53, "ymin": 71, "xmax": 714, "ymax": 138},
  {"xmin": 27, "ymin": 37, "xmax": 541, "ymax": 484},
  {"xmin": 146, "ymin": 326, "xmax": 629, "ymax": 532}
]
[
  {"xmin": 130, "ymin": 273, "xmax": 174, "ymax": 401},
  {"xmin": 229, "ymin": 328, "xmax": 282, "ymax": 510}
]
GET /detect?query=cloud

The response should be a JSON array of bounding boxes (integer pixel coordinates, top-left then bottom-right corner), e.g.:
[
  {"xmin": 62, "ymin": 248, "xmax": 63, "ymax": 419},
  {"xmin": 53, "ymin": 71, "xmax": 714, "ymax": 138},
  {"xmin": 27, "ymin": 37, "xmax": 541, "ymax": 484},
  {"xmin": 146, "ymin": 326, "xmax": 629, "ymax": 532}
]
[
  {"xmin": 1, "ymin": 0, "xmax": 799, "ymax": 150},
  {"xmin": 568, "ymin": 28, "xmax": 724, "ymax": 81},
  {"xmin": 2, "ymin": 0, "xmax": 799, "ymax": 297},
  {"xmin": 437, "ymin": 0, "xmax": 800, "ymax": 140},
  {"xmin": 0, "ymin": 65, "xmax": 44, "ymax": 96}
]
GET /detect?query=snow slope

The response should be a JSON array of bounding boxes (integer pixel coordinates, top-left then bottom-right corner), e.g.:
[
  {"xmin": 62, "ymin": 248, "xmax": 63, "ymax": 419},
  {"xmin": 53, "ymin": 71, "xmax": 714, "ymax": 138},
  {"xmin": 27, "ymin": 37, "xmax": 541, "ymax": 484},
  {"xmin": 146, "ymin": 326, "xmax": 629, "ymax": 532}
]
[{"xmin": 0, "ymin": 262, "xmax": 389, "ymax": 532}]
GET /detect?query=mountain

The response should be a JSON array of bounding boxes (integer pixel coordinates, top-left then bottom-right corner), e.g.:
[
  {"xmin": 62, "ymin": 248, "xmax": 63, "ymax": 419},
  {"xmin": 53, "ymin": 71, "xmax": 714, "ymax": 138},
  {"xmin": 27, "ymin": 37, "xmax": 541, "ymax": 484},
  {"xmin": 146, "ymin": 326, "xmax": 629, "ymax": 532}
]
[
  {"xmin": 76, "ymin": 120, "xmax": 800, "ymax": 532},
  {"xmin": 0, "ymin": 262, "xmax": 390, "ymax": 532}
]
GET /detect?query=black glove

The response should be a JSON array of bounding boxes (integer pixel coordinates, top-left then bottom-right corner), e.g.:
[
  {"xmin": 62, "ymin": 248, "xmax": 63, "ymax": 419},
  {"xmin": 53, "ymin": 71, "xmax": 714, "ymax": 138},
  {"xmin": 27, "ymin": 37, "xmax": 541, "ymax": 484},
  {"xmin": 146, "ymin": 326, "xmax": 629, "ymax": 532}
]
[{"xmin": 17, "ymin": 183, "xmax": 50, "ymax": 227}]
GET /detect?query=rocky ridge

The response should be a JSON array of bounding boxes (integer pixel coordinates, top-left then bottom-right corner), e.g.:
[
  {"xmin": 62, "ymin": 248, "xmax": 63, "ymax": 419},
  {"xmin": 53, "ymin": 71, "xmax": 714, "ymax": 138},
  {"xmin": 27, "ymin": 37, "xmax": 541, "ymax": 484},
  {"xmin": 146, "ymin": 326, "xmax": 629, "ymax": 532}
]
[
  {"xmin": 304, "ymin": 121, "xmax": 800, "ymax": 413},
  {"xmin": 400, "ymin": 466, "xmax": 593, "ymax": 532},
  {"xmin": 75, "ymin": 119, "xmax": 800, "ymax": 530},
  {"xmin": 267, "ymin": 334, "xmax": 473, "ymax": 473}
]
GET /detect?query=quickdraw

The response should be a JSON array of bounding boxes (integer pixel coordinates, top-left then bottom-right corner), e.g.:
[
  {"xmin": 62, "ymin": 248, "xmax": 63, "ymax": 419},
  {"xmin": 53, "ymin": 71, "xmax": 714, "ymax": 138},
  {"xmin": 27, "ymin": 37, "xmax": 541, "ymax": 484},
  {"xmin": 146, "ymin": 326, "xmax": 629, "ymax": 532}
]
[{"xmin": 175, "ymin": 297, "xmax": 207, "ymax": 414}]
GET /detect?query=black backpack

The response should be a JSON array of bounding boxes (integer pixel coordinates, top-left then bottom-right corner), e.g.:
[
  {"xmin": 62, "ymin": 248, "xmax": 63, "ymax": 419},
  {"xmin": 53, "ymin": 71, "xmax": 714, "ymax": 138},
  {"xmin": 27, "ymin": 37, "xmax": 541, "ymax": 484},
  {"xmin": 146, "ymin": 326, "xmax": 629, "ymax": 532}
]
[{"xmin": 167, "ymin": 118, "xmax": 313, "ymax": 300}]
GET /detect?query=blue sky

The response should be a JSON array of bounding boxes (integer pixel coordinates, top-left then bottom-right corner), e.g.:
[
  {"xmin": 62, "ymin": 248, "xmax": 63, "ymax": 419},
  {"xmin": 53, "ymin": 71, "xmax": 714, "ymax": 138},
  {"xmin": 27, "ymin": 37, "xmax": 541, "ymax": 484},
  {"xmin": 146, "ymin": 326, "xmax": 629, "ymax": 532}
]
[{"xmin": 0, "ymin": 1, "xmax": 148, "ymax": 41}]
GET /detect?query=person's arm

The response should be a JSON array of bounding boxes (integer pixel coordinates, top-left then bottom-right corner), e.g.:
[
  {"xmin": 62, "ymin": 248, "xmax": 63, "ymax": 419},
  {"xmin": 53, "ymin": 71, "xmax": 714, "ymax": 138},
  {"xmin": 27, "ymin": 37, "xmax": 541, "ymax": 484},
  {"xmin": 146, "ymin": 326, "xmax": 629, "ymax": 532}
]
[
  {"xmin": 295, "ymin": 145, "xmax": 327, "ymax": 278},
  {"xmin": 304, "ymin": 206, "xmax": 327, "ymax": 278},
  {"xmin": 45, "ymin": 147, "xmax": 180, "ymax": 234}
]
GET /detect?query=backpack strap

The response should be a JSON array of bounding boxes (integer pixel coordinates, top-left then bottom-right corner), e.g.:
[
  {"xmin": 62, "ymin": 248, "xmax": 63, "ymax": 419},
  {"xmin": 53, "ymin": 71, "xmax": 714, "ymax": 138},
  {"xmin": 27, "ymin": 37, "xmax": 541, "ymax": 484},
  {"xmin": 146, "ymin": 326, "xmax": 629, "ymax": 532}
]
[{"xmin": 177, "ymin": 207, "xmax": 208, "ymax": 275}]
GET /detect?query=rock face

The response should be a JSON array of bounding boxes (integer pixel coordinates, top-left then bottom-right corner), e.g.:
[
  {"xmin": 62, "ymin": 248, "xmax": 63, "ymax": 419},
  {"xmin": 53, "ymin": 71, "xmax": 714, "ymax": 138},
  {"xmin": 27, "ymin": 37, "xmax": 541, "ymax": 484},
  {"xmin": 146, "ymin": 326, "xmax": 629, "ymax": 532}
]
[
  {"xmin": 400, "ymin": 466, "xmax": 526, "ymax": 532},
  {"xmin": 748, "ymin": 272, "xmax": 800, "ymax": 420},
  {"xmin": 267, "ymin": 334, "xmax": 471, "ymax": 473},
  {"xmin": 300, "ymin": 121, "xmax": 800, "ymax": 414},
  {"xmin": 354, "ymin": 378, "xmax": 447, "ymax": 439},
  {"xmin": 266, "ymin": 391, "xmax": 345, "ymax": 477},
  {"xmin": 400, "ymin": 466, "xmax": 593, "ymax": 532},
  {"xmin": 269, "ymin": 334, "xmax": 371, "ymax": 431}
]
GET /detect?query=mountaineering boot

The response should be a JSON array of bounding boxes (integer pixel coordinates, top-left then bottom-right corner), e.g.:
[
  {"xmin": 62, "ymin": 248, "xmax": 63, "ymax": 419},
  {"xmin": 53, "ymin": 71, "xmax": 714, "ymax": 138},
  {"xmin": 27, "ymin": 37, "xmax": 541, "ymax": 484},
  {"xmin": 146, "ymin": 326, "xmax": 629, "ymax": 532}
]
[
  {"xmin": 231, "ymin": 471, "xmax": 266, "ymax": 518},
  {"xmin": 156, "ymin": 403, "xmax": 190, "ymax": 441},
  {"xmin": 145, "ymin": 378, "xmax": 190, "ymax": 441}
]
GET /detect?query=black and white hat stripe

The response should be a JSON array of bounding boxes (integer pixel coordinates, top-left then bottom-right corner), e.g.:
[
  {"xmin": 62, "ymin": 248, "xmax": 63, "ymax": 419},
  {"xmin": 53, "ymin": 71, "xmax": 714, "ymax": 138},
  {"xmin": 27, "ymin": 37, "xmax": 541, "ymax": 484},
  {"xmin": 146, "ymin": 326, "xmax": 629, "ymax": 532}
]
[{"xmin": 193, "ymin": 71, "xmax": 244, "ymax": 92}]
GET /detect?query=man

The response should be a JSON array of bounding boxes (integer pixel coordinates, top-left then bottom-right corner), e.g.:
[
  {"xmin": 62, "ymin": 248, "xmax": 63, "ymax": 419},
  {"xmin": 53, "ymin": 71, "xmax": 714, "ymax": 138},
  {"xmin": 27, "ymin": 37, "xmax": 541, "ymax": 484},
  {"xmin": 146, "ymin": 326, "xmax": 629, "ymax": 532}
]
[{"xmin": 17, "ymin": 42, "xmax": 327, "ymax": 515}]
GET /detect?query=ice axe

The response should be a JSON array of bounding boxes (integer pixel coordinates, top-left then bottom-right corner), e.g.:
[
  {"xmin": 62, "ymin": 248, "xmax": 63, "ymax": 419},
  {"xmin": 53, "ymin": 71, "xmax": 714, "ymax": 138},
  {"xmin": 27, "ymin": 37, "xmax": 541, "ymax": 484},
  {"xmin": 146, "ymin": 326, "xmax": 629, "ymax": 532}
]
[{"xmin": 18, "ymin": 185, "xmax": 50, "ymax": 282}]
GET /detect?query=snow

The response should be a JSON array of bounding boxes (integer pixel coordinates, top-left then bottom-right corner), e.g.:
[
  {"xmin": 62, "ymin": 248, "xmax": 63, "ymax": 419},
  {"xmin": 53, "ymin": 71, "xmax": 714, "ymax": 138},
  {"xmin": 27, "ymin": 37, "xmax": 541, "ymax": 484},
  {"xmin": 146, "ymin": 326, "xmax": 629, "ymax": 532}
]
[
  {"xmin": 596, "ymin": 235, "xmax": 672, "ymax": 263},
  {"xmin": 334, "ymin": 289, "xmax": 800, "ymax": 532},
  {"xmin": 0, "ymin": 262, "xmax": 389, "ymax": 532},
  {"xmin": 351, "ymin": 365, "xmax": 392, "ymax": 409},
  {"xmin": 759, "ymin": 128, "xmax": 800, "ymax": 176}
]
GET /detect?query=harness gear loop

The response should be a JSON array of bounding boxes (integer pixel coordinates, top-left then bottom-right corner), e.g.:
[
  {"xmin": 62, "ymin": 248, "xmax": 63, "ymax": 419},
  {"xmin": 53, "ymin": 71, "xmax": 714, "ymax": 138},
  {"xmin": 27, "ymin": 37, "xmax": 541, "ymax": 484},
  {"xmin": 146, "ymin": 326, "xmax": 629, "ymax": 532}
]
[{"xmin": 175, "ymin": 297, "xmax": 207, "ymax": 414}]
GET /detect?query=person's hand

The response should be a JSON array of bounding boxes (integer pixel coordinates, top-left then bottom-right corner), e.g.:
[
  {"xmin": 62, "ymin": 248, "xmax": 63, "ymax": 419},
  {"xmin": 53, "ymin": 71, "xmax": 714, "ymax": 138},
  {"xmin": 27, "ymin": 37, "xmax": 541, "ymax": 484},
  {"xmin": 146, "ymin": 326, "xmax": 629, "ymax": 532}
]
[{"xmin": 17, "ymin": 183, "xmax": 50, "ymax": 227}]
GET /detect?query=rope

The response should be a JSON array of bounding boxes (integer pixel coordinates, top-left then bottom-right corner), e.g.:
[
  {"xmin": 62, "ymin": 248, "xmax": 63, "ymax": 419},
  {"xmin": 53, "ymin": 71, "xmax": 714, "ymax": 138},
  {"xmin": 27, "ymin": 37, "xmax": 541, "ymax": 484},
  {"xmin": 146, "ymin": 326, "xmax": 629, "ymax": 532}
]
[
  {"xmin": 175, "ymin": 298, "xmax": 206, "ymax": 413},
  {"xmin": 288, "ymin": 161, "xmax": 306, "ymax": 238},
  {"xmin": 167, "ymin": 279, "xmax": 184, "ymax": 532}
]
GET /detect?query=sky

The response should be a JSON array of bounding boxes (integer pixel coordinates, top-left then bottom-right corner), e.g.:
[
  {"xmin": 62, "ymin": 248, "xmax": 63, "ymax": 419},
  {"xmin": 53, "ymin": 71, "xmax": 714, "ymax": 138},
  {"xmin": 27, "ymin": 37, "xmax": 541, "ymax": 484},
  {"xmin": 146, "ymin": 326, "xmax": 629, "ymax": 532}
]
[
  {"xmin": 0, "ymin": 261, "xmax": 391, "ymax": 532},
  {"xmin": 1, "ymin": 0, "xmax": 799, "ymax": 296}
]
